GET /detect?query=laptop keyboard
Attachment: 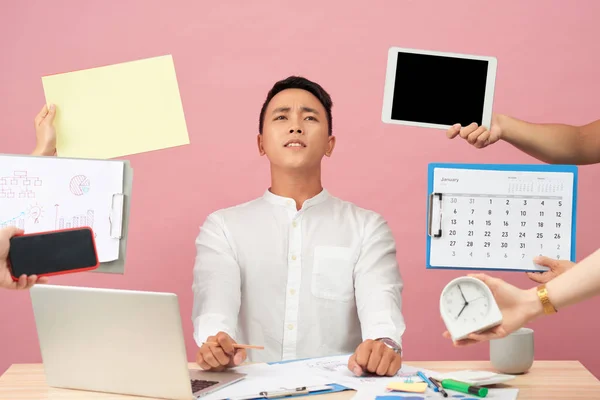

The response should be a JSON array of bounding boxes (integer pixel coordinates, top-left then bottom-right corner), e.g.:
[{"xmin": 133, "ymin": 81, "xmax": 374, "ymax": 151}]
[{"xmin": 191, "ymin": 379, "xmax": 219, "ymax": 392}]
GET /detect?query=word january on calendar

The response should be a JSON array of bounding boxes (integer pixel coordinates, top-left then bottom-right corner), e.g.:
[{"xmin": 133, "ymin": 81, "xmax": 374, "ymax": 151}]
[{"xmin": 426, "ymin": 163, "xmax": 578, "ymax": 272}]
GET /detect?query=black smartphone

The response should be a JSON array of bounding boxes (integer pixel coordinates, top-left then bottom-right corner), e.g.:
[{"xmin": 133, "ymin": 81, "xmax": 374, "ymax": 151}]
[{"xmin": 7, "ymin": 227, "xmax": 99, "ymax": 280}]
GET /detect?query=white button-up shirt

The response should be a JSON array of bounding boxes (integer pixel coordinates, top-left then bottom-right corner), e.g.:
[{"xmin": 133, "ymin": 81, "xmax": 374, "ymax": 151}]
[{"xmin": 192, "ymin": 189, "xmax": 405, "ymax": 363}]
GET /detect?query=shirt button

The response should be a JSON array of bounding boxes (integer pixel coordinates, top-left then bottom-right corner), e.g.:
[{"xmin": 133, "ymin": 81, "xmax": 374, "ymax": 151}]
[
  {"xmin": 292, "ymin": 221, "xmax": 297, "ymax": 228},
  {"xmin": 289, "ymin": 289, "xmax": 296, "ymax": 295},
  {"xmin": 291, "ymin": 255, "xmax": 297, "ymax": 261},
  {"xmin": 288, "ymin": 324, "xmax": 294, "ymax": 330}
]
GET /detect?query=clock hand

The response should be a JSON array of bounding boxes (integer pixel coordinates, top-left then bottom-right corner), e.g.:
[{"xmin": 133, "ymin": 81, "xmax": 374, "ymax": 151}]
[
  {"xmin": 457, "ymin": 284, "xmax": 468, "ymax": 304},
  {"xmin": 467, "ymin": 296, "xmax": 485, "ymax": 303},
  {"xmin": 456, "ymin": 302, "xmax": 469, "ymax": 319}
]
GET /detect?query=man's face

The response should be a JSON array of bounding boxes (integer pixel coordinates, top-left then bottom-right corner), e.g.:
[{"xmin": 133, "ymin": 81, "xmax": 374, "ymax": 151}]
[{"xmin": 258, "ymin": 88, "xmax": 335, "ymax": 171}]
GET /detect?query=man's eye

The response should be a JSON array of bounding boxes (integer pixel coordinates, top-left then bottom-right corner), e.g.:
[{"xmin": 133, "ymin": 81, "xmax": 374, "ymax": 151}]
[
  {"xmin": 274, "ymin": 115, "xmax": 286, "ymax": 120},
  {"xmin": 305, "ymin": 116, "xmax": 317, "ymax": 121}
]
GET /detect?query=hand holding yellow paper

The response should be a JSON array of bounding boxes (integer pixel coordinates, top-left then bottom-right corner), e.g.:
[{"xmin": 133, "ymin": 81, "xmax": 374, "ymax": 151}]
[
  {"xmin": 42, "ymin": 55, "xmax": 190, "ymax": 159},
  {"xmin": 386, "ymin": 382, "xmax": 428, "ymax": 393}
]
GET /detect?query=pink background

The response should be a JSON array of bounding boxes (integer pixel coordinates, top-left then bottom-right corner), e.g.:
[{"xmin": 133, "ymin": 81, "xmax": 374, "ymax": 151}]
[{"xmin": 2, "ymin": 0, "xmax": 600, "ymax": 378}]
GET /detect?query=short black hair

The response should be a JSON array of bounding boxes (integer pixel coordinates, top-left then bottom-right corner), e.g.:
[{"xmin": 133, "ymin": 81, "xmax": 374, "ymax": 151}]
[{"xmin": 259, "ymin": 76, "xmax": 333, "ymax": 136}]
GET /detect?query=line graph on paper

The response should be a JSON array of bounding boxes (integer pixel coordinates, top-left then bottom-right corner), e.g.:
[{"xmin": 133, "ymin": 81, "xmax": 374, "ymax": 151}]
[
  {"xmin": 0, "ymin": 212, "xmax": 26, "ymax": 229},
  {"xmin": 0, "ymin": 170, "xmax": 42, "ymax": 199}
]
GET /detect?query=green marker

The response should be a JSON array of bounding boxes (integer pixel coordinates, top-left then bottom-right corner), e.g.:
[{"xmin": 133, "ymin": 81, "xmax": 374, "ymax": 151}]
[{"xmin": 441, "ymin": 379, "xmax": 488, "ymax": 398}]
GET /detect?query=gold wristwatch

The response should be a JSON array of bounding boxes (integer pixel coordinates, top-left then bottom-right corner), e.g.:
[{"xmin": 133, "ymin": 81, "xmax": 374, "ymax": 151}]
[{"xmin": 537, "ymin": 284, "xmax": 557, "ymax": 314}]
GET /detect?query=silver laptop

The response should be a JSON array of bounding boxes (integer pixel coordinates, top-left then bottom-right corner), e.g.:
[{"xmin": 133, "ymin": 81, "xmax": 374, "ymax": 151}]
[{"xmin": 29, "ymin": 285, "xmax": 245, "ymax": 400}]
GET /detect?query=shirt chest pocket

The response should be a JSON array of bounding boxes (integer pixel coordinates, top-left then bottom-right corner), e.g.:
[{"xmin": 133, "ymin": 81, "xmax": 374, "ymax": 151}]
[{"xmin": 311, "ymin": 246, "xmax": 356, "ymax": 302}]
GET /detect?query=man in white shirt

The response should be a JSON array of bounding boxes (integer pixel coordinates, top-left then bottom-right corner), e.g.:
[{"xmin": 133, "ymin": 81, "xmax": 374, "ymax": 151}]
[{"xmin": 192, "ymin": 76, "xmax": 406, "ymax": 377}]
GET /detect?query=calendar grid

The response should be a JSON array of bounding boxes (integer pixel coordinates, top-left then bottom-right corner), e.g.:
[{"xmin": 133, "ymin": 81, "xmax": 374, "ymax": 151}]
[{"xmin": 426, "ymin": 164, "xmax": 577, "ymax": 272}]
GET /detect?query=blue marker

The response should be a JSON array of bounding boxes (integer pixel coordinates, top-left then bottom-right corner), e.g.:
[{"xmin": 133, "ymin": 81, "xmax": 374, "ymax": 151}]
[{"xmin": 417, "ymin": 371, "xmax": 438, "ymax": 392}]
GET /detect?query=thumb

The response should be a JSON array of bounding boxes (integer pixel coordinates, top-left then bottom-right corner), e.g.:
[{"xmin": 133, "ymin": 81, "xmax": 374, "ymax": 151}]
[
  {"xmin": 467, "ymin": 273, "xmax": 498, "ymax": 288},
  {"xmin": 446, "ymin": 124, "xmax": 461, "ymax": 139},
  {"xmin": 0, "ymin": 227, "xmax": 24, "ymax": 239},
  {"xmin": 233, "ymin": 349, "xmax": 247, "ymax": 366},
  {"xmin": 347, "ymin": 353, "xmax": 363, "ymax": 376},
  {"xmin": 43, "ymin": 104, "xmax": 56, "ymax": 123}
]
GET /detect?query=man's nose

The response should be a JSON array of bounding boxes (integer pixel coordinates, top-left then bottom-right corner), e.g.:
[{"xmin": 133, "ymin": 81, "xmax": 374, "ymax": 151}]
[{"xmin": 289, "ymin": 128, "xmax": 303, "ymax": 134}]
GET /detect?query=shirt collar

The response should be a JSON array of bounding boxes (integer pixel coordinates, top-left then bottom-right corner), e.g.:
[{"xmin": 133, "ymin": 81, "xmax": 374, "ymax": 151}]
[{"xmin": 262, "ymin": 188, "xmax": 330, "ymax": 211}]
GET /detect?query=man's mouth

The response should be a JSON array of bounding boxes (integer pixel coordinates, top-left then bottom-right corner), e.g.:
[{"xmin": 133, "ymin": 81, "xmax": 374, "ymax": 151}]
[{"xmin": 284, "ymin": 140, "xmax": 306, "ymax": 148}]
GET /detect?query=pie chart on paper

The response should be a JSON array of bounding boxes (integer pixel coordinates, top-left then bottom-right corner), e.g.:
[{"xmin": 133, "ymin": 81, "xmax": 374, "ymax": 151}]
[{"xmin": 69, "ymin": 175, "xmax": 90, "ymax": 196}]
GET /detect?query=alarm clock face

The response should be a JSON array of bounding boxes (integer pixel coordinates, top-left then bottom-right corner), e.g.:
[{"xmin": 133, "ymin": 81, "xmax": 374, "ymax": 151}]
[{"xmin": 441, "ymin": 278, "xmax": 492, "ymax": 326}]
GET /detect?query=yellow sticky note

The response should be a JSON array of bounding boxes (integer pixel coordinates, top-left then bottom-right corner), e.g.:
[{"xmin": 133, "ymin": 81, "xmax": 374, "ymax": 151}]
[
  {"xmin": 386, "ymin": 382, "xmax": 428, "ymax": 393},
  {"xmin": 42, "ymin": 55, "xmax": 190, "ymax": 159}
]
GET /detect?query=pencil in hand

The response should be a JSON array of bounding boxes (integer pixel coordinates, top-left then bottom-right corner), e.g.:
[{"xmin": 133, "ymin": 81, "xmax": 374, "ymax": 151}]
[{"xmin": 203, "ymin": 341, "xmax": 264, "ymax": 350}]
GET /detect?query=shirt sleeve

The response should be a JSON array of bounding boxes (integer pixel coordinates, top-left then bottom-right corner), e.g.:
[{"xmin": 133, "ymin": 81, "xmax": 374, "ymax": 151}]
[
  {"xmin": 192, "ymin": 212, "xmax": 241, "ymax": 347},
  {"xmin": 353, "ymin": 213, "xmax": 406, "ymax": 348}
]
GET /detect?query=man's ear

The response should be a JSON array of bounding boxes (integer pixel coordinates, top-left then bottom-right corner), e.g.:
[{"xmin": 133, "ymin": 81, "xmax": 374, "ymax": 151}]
[
  {"xmin": 325, "ymin": 135, "xmax": 336, "ymax": 157},
  {"xmin": 257, "ymin": 134, "xmax": 265, "ymax": 156}
]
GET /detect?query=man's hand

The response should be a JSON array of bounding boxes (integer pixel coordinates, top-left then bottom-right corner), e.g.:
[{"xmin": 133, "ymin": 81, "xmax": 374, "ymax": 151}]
[
  {"xmin": 196, "ymin": 332, "xmax": 247, "ymax": 372},
  {"xmin": 0, "ymin": 227, "xmax": 49, "ymax": 290},
  {"xmin": 527, "ymin": 255, "xmax": 575, "ymax": 284},
  {"xmin": 32, "ymin": 104, "xmax": 57, "ymax": 156},
  {"xmin": 442, "ymin": 273, "xmax": 541, "ymax": 346},
  {"xmin": 347, "ymin": 339, "xmax": 402, "ymax": 377},
  {"xmin": 446, "ymin": 114, "xmax": 503, "ymax": 149}
]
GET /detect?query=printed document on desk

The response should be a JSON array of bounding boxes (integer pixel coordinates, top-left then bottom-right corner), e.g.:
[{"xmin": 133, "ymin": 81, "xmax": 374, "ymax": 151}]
[{"xmin": 199, "ymin": 363, "xmax": 332, "ymax": 400}]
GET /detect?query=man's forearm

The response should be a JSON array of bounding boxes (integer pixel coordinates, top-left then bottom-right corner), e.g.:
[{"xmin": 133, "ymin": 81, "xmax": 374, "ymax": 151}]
[{"xmin": 499, "ymin": 114, "xmax": 600, "ymax": 165}]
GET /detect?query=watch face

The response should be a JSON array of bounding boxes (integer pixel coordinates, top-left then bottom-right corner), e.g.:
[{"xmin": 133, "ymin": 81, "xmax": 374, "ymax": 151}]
[{"xmin": 441, "ymin": 278, "xmax": 491, "ymax": 327}]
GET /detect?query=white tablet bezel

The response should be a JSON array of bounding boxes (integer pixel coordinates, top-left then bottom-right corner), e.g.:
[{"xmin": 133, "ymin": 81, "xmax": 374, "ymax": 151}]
[{"xmin": 381, "ymin": 46, "xmax": 497, "ymax": 130}]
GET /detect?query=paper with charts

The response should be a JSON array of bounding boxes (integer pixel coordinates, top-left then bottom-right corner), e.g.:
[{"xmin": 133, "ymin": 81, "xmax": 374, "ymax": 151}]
[
  {"xmin": 42, "ymin": 54, "xmax": 190, "ymax": 159},
  {"xmin": 0, "ymin": 155, "xmax": 124, "ymax": 262},
  {"xmin": 428, "ymin": 166, "xmax": 575, "ymax": 272}
]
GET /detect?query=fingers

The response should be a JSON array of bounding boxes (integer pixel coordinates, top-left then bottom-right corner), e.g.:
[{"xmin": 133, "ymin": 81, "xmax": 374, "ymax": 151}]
[
  {"xmin": 37, "ymin": 276, "xmax": 49, "ymax": 284},
  {"xmin": 196, "ymin": 350, "xmax": 212, "ymax": 370},
  {"xmin": 376, "ymin": 350, "xmax": 395, "ymax": 376},
  {"xmin": 474, "ymin": 129, "xmax": 491, "ymax": 148},
  {"xmin": 208, "ymin": 341, "xmax": 230, "ymax": 366},
  {"xmin": 354, "ymin": 340, "xmax": 373, "ymax": 373},
  {"xmin": 43, "ymin": 104, "xmax": 56, "ymax": 124},
  {"xmin": 233, "ymin": 349, "xmax": 247, "ymax": 366},
  {"xmin": 16, "ymin": 275, "xmax": 28, "ymax": 289},
  {"xmin": 459, "ymin": 123, "xmax": 479, "ymax": 139},
  {"xmin": 347, "ymin": 353, "xmax": 363, "ymax": 376},
  {"xmin": 526, "ymin": 271, "xmax": 550, "ymax": 284},
  {"xmin": 35, "ymin": 104, "xmax": 49, "ymax": 126},
  {"xmin": 216, "ymin": 331, "xmax": 235, "ymax": 356},
  {"xmin": 533, "ymin": 255, "xmax": 557, "ymax": 268},
  {"xmin": 366, "ymin": 342, "xmax": 385, "ymax": 374},
  {"xmin": 466, "ymin": 126, "xmax": 486, "ymax": 145},
  {"xmin": 386, "ymin": 355, "xmax": 402, "ymax": 377}
]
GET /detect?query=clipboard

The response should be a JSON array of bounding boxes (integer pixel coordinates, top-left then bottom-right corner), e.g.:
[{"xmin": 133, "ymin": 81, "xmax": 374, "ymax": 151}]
[
  {"xmin": 426, "ymin": 163, "xmax": 578, "ymax": 272},
  {"xmin": 94, "ymin": 159, "xmax": 133, "ymax": 274},
  {"xmin": 0, "ymin": 153, "xmax": 132, "ymax": 274},
  {"xmin": 228, "ymin": 384, "xmax": 349, "ymax": 400}
]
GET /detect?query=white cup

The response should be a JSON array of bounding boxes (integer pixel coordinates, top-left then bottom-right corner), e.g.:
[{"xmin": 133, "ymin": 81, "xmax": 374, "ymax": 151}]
[{"xmin": 489, "ymin": 327, "xmax": 534, "ymax": 374}]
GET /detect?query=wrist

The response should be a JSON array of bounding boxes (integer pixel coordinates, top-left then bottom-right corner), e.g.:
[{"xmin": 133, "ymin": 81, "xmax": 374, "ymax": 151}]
[
  {"xmin": 32, "ymin": 145, "xmax": 54, "ymax": 156},
  {"xmin": 525, "ymin": 287, "xmax": 545, "ymax": 320}
]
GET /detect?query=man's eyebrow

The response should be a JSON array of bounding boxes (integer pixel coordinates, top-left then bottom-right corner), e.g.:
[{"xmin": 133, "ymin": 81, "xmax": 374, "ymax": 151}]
[
  {"xmin": 301, "ymin": 107, "xmax": 320, "ymax": 114},
  {"xmin": 272, "ymin": 107, "xmax": 291, "ymax": 114}
]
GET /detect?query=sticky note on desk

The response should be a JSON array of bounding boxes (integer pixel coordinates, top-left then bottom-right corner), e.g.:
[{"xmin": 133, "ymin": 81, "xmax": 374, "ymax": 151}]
[
  {"xmin": 42, "ymin": 54, "xmax": 190, "ymax": 159},
  {"xmin": 387, "ymin": 382, "xmax": 428, "ymax": 393}
]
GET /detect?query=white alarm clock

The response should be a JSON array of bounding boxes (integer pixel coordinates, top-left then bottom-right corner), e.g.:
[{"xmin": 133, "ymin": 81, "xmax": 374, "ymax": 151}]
[{"xmin": 440, "ymin": 276, "xmax": 503, "ymax": 341}]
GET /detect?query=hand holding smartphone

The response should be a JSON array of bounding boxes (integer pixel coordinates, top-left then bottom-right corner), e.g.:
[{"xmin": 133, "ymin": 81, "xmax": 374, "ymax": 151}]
[{"xmin": 7, "ymin": 227, "xmax": 99, "ymax": 280}]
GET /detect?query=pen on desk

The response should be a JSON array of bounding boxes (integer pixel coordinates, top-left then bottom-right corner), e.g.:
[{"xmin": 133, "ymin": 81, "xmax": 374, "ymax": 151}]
[
  {"xmin": 429, "ymin": 377, "xmax": 449, "ymax": 397},
  {"xmin": 203, "ymin": 342, "xmax": 265, "ymax": 350},
  {"xmin": 416, "ymin": 371, "xmax": 438, "ymax": 392}
]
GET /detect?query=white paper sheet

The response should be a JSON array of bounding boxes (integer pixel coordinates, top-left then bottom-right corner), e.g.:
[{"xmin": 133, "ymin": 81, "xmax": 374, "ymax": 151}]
[{"xmin": 0, "ymin": 155, "xmax": 124, "ymax": 262}]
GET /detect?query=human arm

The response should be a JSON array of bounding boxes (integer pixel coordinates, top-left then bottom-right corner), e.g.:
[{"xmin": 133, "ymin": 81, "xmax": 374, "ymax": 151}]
[
  {"xmin": 447, "ymin": 113, "xmax": 600, "ymax": 165},
  {"xmin": 192, "ymin": 213, "xmax": 246, "ymax": 370},
  {"xmin": 347, "ymin": 214, "xmax": 405, "ymax": 376},
  {"xmin": 31, "ymin": 104, "xmax": 57, "ymax": 156}
]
